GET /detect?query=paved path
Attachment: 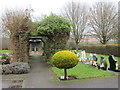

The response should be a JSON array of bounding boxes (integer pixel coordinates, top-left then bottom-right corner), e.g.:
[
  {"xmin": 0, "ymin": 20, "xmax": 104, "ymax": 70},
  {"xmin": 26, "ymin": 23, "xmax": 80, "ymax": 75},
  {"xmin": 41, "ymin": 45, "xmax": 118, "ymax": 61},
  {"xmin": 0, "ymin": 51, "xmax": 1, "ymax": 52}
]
[
  {"xmin": 24, "ymin": 55, "xmax": 119, "ymax": 88},
  {"xmin": 24, "ymin": 55, "xmax": 57, "ymax": 88}
]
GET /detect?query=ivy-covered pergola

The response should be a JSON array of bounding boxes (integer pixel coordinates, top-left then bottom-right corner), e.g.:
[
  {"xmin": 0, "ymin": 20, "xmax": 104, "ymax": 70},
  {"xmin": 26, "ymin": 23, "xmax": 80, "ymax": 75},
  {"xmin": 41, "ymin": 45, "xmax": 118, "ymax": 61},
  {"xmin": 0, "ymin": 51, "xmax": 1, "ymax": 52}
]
[
  {"xmin": 35, "ymin": 14, "xmax": 71, "ymax": 60},
  {"xmin": 2, "ymin": 8, "xmax": 71, "ymax": 63}
]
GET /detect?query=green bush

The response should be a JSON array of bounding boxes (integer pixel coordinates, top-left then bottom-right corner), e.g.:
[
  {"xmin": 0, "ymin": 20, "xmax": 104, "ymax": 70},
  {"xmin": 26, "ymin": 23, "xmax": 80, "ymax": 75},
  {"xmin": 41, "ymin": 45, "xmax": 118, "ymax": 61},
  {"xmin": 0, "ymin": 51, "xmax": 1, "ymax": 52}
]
[
  {"xmin": 36, "ymin": 14, "xmax": 71, "ymax": 59},
  {"xmin": 51, "ymin": 50, "xmax": 79, "ymax": 80},
  {"xmin": 37, "ymin": 14, "xmax": 71, "ymax": 36}
]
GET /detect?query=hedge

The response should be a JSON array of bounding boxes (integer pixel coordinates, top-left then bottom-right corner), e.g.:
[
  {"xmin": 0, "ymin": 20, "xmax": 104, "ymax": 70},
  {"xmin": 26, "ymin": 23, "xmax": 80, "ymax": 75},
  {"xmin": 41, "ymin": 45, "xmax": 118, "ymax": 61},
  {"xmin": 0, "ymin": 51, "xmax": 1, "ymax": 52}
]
[{"xmin": 79, "ymin": 44, "xmax": 120, "ymax": 57}]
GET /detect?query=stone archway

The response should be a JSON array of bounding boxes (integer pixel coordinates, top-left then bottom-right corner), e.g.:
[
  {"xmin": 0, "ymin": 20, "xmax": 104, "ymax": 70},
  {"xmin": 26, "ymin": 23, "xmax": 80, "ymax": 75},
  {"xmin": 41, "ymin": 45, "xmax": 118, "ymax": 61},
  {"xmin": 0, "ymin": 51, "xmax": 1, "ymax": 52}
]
[{"xmin": 29, "ymin": 37, "xmax": 43, "ymax": 55}]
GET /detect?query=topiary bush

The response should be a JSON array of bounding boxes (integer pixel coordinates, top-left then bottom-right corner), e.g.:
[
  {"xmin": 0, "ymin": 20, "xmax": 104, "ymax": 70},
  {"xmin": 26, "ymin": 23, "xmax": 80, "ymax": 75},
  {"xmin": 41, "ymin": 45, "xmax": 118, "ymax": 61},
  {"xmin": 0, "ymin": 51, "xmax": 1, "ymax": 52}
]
[{"xmin": 51, "ymin": 50, "xmax": 79, "ymax": 80}]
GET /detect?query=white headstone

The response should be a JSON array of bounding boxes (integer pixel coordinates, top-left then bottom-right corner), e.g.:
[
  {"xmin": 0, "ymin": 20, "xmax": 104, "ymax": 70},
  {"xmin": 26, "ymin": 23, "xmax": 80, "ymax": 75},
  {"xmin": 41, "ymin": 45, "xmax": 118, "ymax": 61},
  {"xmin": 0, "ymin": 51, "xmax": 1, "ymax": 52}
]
[
  {"xmin": 81, "ymin": 51, "xmax": 86, "ymax": 60},
  {"xmin": 90, "ymin": 53, "xmax": 93, "ymax": 57},
  {"xmin": 77, "ymin": 52, "xmax": 81, "ymax": 61}
]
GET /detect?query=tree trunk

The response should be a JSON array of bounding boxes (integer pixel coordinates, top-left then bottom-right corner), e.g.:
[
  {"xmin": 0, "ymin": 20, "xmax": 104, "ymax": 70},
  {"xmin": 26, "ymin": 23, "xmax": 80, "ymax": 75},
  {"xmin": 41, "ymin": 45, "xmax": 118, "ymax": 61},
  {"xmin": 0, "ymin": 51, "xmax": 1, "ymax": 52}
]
[
  {"xmin": 11, "ymin": 35, "xmax": 20, "ymax": 62},
  {"xmin": 75, "ymin": 41, "xmax": 79, "ymax": 52},
  {"xmin": 11, "ymin": 34, "xmax": 29, "ymax": 63},
  {"xmin": 19, "ymin": 37, "xmax": 29, "ymax": 62},
  {"xmin": 64, "ymin": 68, "xmax": 67, "ymax": 80}
]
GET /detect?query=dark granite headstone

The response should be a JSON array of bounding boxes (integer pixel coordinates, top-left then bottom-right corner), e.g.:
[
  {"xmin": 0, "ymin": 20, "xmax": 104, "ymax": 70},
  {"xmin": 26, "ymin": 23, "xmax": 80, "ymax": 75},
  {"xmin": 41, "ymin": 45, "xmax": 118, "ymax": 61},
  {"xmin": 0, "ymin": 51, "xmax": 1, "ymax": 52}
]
[
  {"xmin": 93, "ymin": 55, "xmax": 98, "ymax": 62},
  {"xmin": 108, "ymin": 55, "xmax": 117, "ymax": 70},
  {"xmin": 100, "ymin": 56, "xmax": 107, "ymax": 70}
]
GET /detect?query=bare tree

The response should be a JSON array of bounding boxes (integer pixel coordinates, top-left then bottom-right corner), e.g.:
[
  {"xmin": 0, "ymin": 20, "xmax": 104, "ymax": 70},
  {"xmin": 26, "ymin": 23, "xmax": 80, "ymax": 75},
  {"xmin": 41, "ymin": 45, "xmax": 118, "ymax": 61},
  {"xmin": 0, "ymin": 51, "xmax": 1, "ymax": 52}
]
[
  {"xmin": 118, "ymin": 2, "xmax": 120, "ymax": 44},
  {"xmin": 2, "ymin": 8, "xmax": 34, "ymax": 62},
  {"xmin": 1, "ymin": 25, "xmax": 10, "ymax": 38},
  {"xmin": 61, "ymin": 1, "xmax": 88, "ymax": 51},
  {"xmin": 90, "ymin": 2, "xmax": 118, "ymax": 44}
]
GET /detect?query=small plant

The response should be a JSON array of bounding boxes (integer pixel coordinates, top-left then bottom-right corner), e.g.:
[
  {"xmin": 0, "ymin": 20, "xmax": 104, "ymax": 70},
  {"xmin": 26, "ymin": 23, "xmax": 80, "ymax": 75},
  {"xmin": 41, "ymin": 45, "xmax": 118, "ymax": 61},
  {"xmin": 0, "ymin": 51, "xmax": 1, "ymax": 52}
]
[
  {"xmin": 0, "ymin": 54, "xmax": 11, "ymax": 65},
  {"xmin": 2, "ymin": 62, "xmax": 30, "ymax": 74},
  {"xmin": 51, "ymin": 50, "xmax": 79, "ymax": 80},
  {"xmin": 104, "ymin": 60, "xmax": 108, "ymax": 70}
]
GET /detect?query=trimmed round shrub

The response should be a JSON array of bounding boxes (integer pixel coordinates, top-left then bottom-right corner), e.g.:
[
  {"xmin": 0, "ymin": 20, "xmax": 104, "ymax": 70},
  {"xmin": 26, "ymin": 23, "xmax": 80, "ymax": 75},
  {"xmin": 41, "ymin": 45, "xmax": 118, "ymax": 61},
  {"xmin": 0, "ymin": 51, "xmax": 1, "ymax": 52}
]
[
  {"xmin": 51, "ymin": 50, "xmax": 78, "ymax": 69},
  {"xmin": 51, "ymin": 50, "xmax": 79, "ymax": 80}
]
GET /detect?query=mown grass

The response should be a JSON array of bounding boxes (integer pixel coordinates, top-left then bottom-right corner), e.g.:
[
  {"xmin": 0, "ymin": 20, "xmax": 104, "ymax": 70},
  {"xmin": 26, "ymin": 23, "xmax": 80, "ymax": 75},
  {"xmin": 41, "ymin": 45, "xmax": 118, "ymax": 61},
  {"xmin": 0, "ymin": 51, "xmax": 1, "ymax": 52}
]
[
  {"xmin": 0, "ymin": 50, "xmax": 11, "ymax": 59},
  {"xmin": 0, "ymin": 50, "xmax": 11, "ymax": 54},
  {"xmin": 51, "ymin": 62, "xmax": 116, "ymax": 79},
  {"xmin": 51, "ymin": 50, "xmax": 119, "ymax": 79}
]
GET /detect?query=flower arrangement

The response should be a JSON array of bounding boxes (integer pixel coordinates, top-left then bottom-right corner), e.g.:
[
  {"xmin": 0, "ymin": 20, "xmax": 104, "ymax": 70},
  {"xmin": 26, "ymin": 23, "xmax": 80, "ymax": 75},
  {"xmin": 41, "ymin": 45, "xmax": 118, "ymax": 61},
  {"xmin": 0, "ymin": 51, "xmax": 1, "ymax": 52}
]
[{"xmin": 0, "ymin": 54, "xmax": 12, "ymax": 65}]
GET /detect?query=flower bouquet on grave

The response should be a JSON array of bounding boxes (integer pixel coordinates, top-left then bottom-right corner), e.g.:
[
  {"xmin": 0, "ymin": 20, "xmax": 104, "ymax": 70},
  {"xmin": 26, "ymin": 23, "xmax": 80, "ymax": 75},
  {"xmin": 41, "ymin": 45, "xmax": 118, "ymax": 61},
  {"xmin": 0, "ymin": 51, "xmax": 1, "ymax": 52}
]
[
  {"xmin": 88, "ymin": 59, "xmax": 92, "ymax": 65},
  {"xmin": 92, "ymin": 62, "xmax": 98, "ymax": 67},
  {"xmin": 0, "ymin": 54, "xmax": 11, "ymax": 65},
  {"xmin": 0, "ymin": 59, "xmax": 6, "ymax": 64},
  {"xmin": 91, "ymin": 59, "xmax": 95, "ymax": 65},
  {"xmin": 85, "ymin": 59, "xmax": 89, "ymax": 64}
]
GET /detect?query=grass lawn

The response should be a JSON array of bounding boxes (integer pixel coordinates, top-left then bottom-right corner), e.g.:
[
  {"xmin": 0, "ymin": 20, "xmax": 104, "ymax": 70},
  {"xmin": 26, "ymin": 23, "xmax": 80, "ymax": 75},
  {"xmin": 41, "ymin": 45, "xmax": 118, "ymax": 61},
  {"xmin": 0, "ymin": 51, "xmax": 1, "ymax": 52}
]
[
  {"xmin": 51, "ymin": 50, "xmax": 119, "ymax": 79},
  {"xmin": 51, "ymin": 62, "xmax": 116, "ymax": 79},
  {"xmin": 0, "ymin": 50, "xmax": 11, "ymax": 59},
  {"xmin": 0, "ymin": 50, "xmax": 11, "ymax": 54}
]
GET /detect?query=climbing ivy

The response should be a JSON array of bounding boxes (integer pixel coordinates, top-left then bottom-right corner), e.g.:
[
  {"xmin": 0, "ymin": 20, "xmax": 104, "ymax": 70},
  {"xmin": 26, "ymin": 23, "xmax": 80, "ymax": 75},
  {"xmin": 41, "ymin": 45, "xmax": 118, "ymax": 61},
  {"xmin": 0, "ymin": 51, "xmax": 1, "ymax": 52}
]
[
  {"xmin": 36, "ymin": 14, "xmax": 71, "ymax": 60},
  {"xmin": 37, "ymin": 14, "xmax": 70, "ymax": 36}
]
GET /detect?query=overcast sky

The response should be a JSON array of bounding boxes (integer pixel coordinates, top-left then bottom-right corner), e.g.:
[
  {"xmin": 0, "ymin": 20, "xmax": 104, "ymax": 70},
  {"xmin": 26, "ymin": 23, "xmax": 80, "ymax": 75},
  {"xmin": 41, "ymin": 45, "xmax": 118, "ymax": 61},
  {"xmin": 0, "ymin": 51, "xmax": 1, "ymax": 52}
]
[
  {"xmin": 0, "ymin": 0, "xmax": 119, "ymax": 18},
  {"xmin": 0, "ymin": 0, "xmax": 119, "ymax": 38}
]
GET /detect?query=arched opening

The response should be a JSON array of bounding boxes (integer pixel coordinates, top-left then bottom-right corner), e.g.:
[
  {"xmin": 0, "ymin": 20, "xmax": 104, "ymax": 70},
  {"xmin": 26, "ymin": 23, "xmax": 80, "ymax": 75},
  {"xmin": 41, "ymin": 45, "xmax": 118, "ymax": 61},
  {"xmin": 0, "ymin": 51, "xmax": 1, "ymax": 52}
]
[{"xmin": 29, "ymin": 37, "xmax": 43, "ymax": 55}]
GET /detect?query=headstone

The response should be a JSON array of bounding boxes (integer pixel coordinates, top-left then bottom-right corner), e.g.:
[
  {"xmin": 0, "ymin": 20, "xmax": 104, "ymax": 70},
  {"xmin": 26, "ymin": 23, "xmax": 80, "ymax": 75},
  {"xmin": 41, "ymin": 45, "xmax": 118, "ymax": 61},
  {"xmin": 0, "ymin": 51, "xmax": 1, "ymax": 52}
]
[
  {"xmin": 93, "ymin": 54, "xmax": 98, "ymax": 62},
  {"xmin": 77, "ymin": 52, "xmax": 81, "ymax": 61},
  {"xmin": 73, "ymin": 50, "xmax": 77, "ymax": 54},
  {"xmin": 100, "ymin": 56, "xmax": 105, "ymax": 69},
  {"xmin": 89, "ymin": 53, "xmax": 93, "ymax": 57},
  {"xmin": 81, "ymin": 51, "xmax": 87, "ymax": 61},
  {"xmin": 100, "ymin": 56, "xmax": 108, "ymax": 70},
  {"xmin": 108, "ymin": 55, "xmax": 117, "ymax": 70}
]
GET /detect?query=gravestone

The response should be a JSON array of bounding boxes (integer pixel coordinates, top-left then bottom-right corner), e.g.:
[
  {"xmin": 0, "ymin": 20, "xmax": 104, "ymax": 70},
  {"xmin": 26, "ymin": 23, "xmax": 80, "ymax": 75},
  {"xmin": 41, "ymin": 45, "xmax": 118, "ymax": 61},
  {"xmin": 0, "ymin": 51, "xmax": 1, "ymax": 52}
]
[
  {"xmin": 89, "ymin": 53, "xmax": 93, "ymax": 58},
  {"xmin": 93, "ymin": 54, "xmax": 98, "ymax": 62},
  {"xmin": 99, "ymin": 56, "xmax": 108, "ymax": 70},
  {"xmin": 100, "ymin": 56, "xmax": 105, "ymax": 70},
  {"xmin": 73, "ymin": 50, "xmax": 77, "ymax": 54},
  {"xmin": 77, "ymin": 52, "xmax": 81, "ymax": 61},
  {"xmin": 108, "ymin": 55, "xmax": 117, "ymax": 70},
  {"xmin": 81, "ymin": 51, "xmax": 87, "ymax": 61}
]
